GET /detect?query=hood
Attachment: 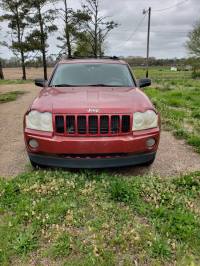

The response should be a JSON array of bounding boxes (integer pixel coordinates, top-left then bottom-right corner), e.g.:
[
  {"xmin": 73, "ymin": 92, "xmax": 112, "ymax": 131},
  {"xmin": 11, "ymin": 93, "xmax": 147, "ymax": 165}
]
[{"xmin": 31, "ymin": 86, "xmax": 155, "ymax": 114}]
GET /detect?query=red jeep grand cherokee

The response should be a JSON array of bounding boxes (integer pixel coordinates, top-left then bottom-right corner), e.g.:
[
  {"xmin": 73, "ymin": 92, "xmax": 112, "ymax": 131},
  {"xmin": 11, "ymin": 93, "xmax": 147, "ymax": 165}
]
[{"xmin": 24, "ymin": 58, "xmax": 160, "ymax": 168}]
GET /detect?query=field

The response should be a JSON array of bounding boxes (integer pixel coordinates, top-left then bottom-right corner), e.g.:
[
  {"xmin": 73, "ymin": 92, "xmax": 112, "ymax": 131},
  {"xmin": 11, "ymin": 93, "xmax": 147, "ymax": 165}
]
[
  {"xmin": 0, "ymin": 67, "xmax": 200, "ymax": 265},
  {"xmin": 1, "ymin": 67, "xmax": 53, "ymax": 81},
  {"xmin": 135, "ymin": 68, "xmax": 200, "ymax": 153}
]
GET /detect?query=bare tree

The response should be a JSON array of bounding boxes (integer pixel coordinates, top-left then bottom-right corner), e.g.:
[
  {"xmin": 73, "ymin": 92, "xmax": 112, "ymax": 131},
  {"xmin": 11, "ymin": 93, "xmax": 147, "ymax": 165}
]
[
  {"xmin": 57, "ymin": 0, "xmax": 90, "ymax": 58},
  {"xmin": 82, "ymin": 0, "xmax": 118, "ymax": 57}
]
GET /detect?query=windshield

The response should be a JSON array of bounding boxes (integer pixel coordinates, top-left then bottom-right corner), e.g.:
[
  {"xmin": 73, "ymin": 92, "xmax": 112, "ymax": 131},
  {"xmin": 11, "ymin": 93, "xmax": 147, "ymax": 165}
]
[{"xmin": 50, "ymin": 63, "xmax": 135, "ymax": 87}]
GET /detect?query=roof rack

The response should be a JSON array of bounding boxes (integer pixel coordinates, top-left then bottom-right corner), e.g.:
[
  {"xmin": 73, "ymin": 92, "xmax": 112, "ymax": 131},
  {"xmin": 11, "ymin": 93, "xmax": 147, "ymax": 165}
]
[{"xmin": 63, "ymin": 55, "xmax": 120, "ymax": 60}]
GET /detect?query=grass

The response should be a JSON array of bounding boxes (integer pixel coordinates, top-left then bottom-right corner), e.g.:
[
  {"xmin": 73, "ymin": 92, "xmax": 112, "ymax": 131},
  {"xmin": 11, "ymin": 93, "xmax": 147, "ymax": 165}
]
[
  {"xmin": 134, "ymin": 67, "xmax": 200, "ymax": 153},
  {"xmin": 0, "ymin": 91, "xmax": 26, "ymax": 103},
  {"xmin": 1, "ymin": 170, "xmax": 200, "ymax": 265},
  {"xmin": 0, "ymin": 79, "xmax": 33, "ymax": 85}
]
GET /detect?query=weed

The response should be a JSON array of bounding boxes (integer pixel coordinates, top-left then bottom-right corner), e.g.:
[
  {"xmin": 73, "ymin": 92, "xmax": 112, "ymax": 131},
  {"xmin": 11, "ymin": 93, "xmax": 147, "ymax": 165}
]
[
  {"xmin": 150, "ymin": 238, "xmax": 172, "ymax": 259},
  {"xmin": 0, "ymin": 91, "xmax": 26, "ymax": 103}
]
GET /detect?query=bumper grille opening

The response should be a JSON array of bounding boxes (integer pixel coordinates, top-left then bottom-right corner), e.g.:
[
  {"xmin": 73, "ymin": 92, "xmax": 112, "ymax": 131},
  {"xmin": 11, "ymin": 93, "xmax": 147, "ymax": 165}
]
[
  {"xmin": 55, "ymin": 114, "xmax": 131, "ymax": 136},
  {"xmin": 60, "ymin": 153, "xmax": 128, "ymax": 159}
]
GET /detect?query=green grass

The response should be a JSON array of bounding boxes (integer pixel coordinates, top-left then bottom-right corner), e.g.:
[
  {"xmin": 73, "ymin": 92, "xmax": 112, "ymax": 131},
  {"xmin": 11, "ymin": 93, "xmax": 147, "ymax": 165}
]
[
  {"xmin": 0, "ymin": 79, "xmax": 33, "ymax": 85},
  {"xmin": 0, "ymin": 91, "xmax": 26, "ymax": 103},
  {"xmin": 134, "ymin": 66, "xmax": 192, "ymax": 81},
  {"xmin": 133, "ymin": 67, "xmax": 200, "ymax": 153},
  {"xmin": 1, "ymin": 170, "xmax": 200, "ymax": 265}
]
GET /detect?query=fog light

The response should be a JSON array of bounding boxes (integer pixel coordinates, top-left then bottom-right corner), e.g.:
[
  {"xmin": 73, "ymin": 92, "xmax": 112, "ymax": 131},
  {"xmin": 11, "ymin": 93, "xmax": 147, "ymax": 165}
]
[
  {"xmin": 29, "ymin": 139, "xmax": 39, "ymax": 149},
  {"xmin": 146, "ymin": 138, "xmax": 156, "ymax": 148}
]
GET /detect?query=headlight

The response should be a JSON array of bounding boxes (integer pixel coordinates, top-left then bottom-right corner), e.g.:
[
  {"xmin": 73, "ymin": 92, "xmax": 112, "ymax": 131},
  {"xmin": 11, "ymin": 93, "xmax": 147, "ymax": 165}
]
[
  {"xmin": 133, "ymin": 110, "xmax": 158, "ymax": 131},
  {"xmin": 26, "ymin": 111, "xmax": 53, "ymax": 132}
]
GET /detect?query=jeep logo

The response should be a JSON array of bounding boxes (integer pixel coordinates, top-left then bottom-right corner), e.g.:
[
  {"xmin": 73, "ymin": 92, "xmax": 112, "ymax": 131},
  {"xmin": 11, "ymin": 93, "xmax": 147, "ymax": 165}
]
[{"xmin": 88, "ymin": 108, "xmax": 99, "ymax": 113}]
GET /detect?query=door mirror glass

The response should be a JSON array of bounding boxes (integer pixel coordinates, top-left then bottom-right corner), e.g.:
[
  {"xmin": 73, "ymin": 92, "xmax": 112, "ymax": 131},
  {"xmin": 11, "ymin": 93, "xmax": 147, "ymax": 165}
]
[
  {"xmin": 35, "ymin": 79, "xmax": 47, "ymax": 87},
  {"xmin": 139, "ymin": 78, "xmax": 151, "ymax": 88}
]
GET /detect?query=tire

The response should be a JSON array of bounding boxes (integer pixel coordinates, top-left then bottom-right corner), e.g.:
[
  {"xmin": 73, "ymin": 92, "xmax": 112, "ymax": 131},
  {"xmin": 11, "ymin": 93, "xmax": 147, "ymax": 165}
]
[
  {"xmin": 30, "ymin": 159, "xmax": 47, "ymax": 169},
  {"xmin": 141, "ymin": 155, "xmax": 156, "ymax": 166},
  {"xmin": 30, "ymin": 159, "xmax": 40, "ymax": 169}
]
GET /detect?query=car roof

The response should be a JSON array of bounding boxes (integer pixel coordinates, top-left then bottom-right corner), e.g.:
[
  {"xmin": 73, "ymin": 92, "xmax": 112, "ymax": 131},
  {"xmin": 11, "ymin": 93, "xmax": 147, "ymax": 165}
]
[{"xmin": 58, "ymin": 58, "xmax": 127, "ymax": 65}]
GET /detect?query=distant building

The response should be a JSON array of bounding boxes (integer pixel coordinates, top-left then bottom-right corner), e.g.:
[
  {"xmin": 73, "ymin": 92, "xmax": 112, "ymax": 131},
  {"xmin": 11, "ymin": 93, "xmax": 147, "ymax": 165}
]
[
  {"xmin": 171, "ymin": 67, "xmax": 177, "ymax": 71},
  {"xmin": 184, "ymin": 65, "xmax": 192, "ymax": 71}
]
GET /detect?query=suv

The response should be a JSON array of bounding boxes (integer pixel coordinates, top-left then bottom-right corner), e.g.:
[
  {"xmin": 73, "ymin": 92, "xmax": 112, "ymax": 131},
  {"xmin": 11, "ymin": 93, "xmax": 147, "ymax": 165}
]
[{"xmin": 24, "ymin": 58, "xmax": 160, "ymax": 168}]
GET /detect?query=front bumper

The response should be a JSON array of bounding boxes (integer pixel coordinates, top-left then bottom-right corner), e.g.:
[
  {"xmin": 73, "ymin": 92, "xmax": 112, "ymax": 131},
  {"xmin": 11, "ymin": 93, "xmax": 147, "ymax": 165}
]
[
  {"xmin": 25, "ymin": 128, "xmax": 160, "ymax": 153},
  {"xmin": 25, "ymin": 127, "xmax": 160, "ymax": 168},
  {"xmin": 28, "ymin": 151, "xmax": 156, "ymax": 169}
]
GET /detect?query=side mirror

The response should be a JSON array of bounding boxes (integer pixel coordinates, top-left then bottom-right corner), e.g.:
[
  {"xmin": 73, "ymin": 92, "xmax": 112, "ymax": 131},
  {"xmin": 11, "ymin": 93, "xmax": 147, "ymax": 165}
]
[
  {"xmin": 35, "ymin": 79, "xmax": 47, "ymax": 87},
  {"xmin": 139, "ymin": 78, "xmax": 151, "ymax": 88}
]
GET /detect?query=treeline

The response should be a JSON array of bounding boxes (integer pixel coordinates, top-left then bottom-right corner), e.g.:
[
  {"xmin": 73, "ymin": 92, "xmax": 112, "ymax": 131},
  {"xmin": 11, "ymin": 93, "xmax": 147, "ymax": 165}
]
[
  {"xmin": 124, "ymin": 57, "xmax": 189, "ymax": 67},
  {"xmin": 0, "ymin": 55, "xmax": 195, "ymax": 69},
  {"xmin": 0, "ymin": 0, "xmax": 118, "ymax": 80}
]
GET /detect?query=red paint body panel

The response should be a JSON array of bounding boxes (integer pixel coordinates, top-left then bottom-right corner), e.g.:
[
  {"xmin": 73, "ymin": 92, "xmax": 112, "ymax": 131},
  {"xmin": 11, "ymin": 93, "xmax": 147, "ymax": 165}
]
[
  {"xmin": 24, "ymin": 59, "xmax": 161, "ymax": 167},
  {"xmin": 31, "ymin": 87, "xmax": 155, "ymax": 114},
  {"xmin": 25, "ymin": 128, "xmax": 160, "ymax": 155}
]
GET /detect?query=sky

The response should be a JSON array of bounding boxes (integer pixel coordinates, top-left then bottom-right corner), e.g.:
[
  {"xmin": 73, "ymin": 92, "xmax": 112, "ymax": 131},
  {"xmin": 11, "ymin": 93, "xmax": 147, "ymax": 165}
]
[{"xmin": 0, "ymin": 0, "xmax": 199, "ymax": 59}]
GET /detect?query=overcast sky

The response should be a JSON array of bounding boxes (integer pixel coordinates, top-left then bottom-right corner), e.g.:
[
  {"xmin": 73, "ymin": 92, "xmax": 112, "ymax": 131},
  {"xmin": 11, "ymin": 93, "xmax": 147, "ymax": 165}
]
[{"xmin": 0, "ymin": 0, "xmax": 199, "ymax": 59}]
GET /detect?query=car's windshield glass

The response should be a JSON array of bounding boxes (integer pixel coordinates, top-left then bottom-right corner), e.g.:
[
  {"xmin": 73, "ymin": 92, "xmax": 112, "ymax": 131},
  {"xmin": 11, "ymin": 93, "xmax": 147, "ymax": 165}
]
[{"xmin": 50, "ymin": 63, "xmax": 135, "ymax": 87}]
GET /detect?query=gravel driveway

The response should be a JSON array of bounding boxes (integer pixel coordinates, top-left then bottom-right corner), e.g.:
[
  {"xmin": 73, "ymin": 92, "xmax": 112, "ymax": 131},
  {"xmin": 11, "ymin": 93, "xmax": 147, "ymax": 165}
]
[{"xmin": 0, "ymin": 83, "xmax": 200, "ymax": 178}]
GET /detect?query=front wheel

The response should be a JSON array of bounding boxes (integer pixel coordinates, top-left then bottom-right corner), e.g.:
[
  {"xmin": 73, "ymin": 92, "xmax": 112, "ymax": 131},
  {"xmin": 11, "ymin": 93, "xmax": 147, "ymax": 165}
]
[
  {"xmin": 30, "ymin": 159, "xmax": 47, "ymax": 169},
  {"xmin": 30, "ymin": 159, "xmax": 40, "ymax": 169},
  {"xmin": 141, "ymin": 154, "xmax": 156, "ymax": 166}
]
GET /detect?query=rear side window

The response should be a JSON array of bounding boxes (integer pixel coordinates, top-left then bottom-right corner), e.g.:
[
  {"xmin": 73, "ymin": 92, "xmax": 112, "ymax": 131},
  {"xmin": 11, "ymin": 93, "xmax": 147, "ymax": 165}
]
[{"xmin": 50, "ymin": 63, "xmax": 135, "ymax": 87}]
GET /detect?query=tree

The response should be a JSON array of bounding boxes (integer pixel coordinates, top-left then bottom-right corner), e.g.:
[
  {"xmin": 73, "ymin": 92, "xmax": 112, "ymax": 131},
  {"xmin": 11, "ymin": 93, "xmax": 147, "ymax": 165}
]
[
  {"xmin": 187, "ymin": 20, "xmax": 200, "ymax": 57},
  {"xmin": 0, "ymin": 22, "xmax": 4, "ymax": 80},
  {"xmin": 57, "ymin": 0, "xmax": 90, "ymax": 58},
  {"xmin": 26, "ymin": 0, "xmax": 58, "ymax": 80},
  {"xmin": 0, "ymin": 0, "xmax": 29, "ymax": 79},
  {"xmin": 74, "ymin": 32, "xmax": 93, "ymax": 57},
  {"xmin": 0, "ymin": 60, "xmax": 4, "ymax": 80},
  {"xmin": 82, "ymin": 0, "xmax": 118, "ymax": 57}
]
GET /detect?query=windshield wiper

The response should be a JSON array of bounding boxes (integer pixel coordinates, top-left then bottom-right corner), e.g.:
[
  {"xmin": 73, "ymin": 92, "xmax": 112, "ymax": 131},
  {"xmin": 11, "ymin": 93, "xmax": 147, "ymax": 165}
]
[
  {"xmin": 51, "ymin": 84, "xmax": 74, "ymax": 87},
  {"xmin": 51, "ymin": 84, "xmax": 124, "ymax": 87},
  {"xmin": 87, "ymin": 84, "xmax": 117, "ymax": 87}
]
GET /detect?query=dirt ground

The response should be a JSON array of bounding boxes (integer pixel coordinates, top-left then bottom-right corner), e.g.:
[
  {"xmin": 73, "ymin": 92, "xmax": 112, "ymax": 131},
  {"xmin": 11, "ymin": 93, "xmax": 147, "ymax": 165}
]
[
  {"xmin": 3, "ymin": 67, "xmax": 53, "ymax": 80},
  {"xmin": 0, "ymin": 83, "xmax": 200, "ymax": 178}
]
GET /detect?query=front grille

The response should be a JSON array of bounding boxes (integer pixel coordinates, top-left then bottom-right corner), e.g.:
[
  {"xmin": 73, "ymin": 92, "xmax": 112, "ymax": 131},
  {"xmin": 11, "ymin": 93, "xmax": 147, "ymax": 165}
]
[{"xmin": 55, "ymin": 114, "xmax": 131, "ymax": 136}]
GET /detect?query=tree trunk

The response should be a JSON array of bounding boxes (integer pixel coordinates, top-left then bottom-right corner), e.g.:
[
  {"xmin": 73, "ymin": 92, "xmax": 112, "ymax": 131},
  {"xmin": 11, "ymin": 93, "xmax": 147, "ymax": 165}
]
[
  {"xmin": 0, "ymin": 61, "xmax": 4, "ymax": 80},
  {"xmin": 42, "ymin": 47, "xmax": 48, "ymax": 80},
  {"xmin": 21, "ymin": 51, "xmax": 26, "ymax": 80},
  {"xmin": 38, "ymin": 6, "xmax": 48, "ymax": 80},
  {"xmin": 94, "ymin": 3, "xmax": 98, "ymax": 58},
  {"xmin": 64, "ymin": 0, "xmax": 72, "ymax": 58},
  {"xmin": 99, "ymin": 29, "xmax": 103, "ymax": 57},
  {"xmin": 16, "ymin": 6, "xmax": 27, "ymax": 80}
]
